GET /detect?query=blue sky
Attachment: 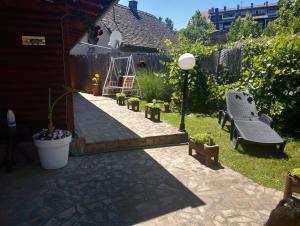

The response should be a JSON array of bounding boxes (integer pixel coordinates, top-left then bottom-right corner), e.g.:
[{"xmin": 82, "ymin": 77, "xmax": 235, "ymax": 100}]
[{"xmin": 118, "ymin": 0, "xmax": 278, "ymax": 29}]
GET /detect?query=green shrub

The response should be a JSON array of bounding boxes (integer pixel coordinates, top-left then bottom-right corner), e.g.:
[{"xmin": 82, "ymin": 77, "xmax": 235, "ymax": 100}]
[
  {"xmin": 137, "ymin": 69, "xmax": 173, "ymax": 102},
  {"xmin": 164, "ymin": 34, "xmax": 218, "ymax": 112},
  {"xmin": 192, "ymin": 132, "xmax": 215, "ymax": 146},
  {"xmin": 128, "ymin": 97, "xmax": 140, "ymax": 103},
  {"xmin": 116, "ymin": 93, "xmax": 125, "ymax": 98},
  {"xmin": 239, "ymin": 34, "xmax": 300, "ymax": 135}
]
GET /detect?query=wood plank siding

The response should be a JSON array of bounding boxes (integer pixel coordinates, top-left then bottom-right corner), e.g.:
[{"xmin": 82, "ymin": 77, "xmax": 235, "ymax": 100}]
[{"xmin": 0, "ymin": 0, "xmax": 115, "ymax": 134}]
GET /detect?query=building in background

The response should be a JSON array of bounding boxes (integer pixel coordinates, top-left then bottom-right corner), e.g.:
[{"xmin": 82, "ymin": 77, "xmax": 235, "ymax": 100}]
[
  {"xmin": 208, "ymin": 1, "xmax": 279, "ymax": 31},
  {"xmin": 71, "ymin": 0, "xmax": 177, "ymax": 55}
]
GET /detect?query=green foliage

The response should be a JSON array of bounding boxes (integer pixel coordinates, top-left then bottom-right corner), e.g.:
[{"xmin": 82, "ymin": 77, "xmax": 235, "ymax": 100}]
[
  {"xmin": 227, "ymin": 14, "xmax": 263, "ymax": 42},
  {"xmin": 116, "ymin": 93, "xmax": 125, "ymax": 98},
  {"xmin": 239, "ymin": 34, "xmax": 300, "ymax": 134},
  {"xmin": 164, "ymin": 34, "xmax": 218, "ymax": 112},
  {"xmin": 164, "ymin": 17, "xmax": 175, "ymax": 32},
  {"xmin": 48, "ymin": 86, "xmax": 80, "ymax": 133},
  {"xmin": 264, "ymin": 0, "xmax": 300, "ymax": 36},
  {"xmin": 180, "ymin": 10, "xmax": 215, "ymax": 43},
  {"xmin": 137, "ymin": 69, "xmax": 173, "ymax": 102},
  {"xmin": 208, "ymin": 34, "xmax": 300, "ymax": 135},
  {"xmin": 159, "ymin": 17, "xmax": 175, "ymax": 32},
  {"xmin": 145, "ymin": 103, "xmax": 160, "ymax": 109},
  {"xmin": 291, "ymin": 168, "xmax": 300, "ymax": 178},
  {"xmin": 128, "ymin": 97, "xmax": 140, "ymax": 103},
  {"xmin": 91, "ymin": 73, "xmax": 101, "ymax": 85},
  {"xmin": 193, "ymin": 132, "xmax": 215, "ymax": 146}
]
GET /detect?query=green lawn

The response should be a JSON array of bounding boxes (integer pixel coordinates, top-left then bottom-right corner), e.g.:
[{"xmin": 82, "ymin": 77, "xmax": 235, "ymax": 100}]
[{"xmin": 139, "ymin": 101, "xmax": 300, "ymax": 192}]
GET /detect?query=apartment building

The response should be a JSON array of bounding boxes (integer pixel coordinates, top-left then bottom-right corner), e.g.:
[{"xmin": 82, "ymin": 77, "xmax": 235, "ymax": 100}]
[{"xmin": 208, "ymin": 1, "xmax": 279, "ymax": 30}]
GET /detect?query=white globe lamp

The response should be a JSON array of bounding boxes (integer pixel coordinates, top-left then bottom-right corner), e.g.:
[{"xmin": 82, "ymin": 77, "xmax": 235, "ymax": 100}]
[
  {"xmin": 178, "ymin": 53, "xmax": 196, "ymax": 70},
  {"xmin": 178, "ymin": 53, "xmax": 196, "ymax": 132}
]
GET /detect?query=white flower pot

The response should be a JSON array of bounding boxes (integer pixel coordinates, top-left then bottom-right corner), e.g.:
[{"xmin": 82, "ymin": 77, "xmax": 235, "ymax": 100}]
[{"xmin": 33, "ymin": 133, "xmax": 72, "ymax": 169}]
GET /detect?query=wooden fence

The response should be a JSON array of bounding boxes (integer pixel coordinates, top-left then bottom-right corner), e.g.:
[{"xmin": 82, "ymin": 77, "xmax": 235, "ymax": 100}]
[{"xmin": 70, "ymin": 52, "xmax": 164, "ymax": 92}]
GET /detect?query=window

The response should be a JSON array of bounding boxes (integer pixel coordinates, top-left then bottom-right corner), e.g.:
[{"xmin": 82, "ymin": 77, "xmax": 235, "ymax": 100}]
[
  {"xmin": 223, "ymin": 13, "xmax": 235, "ymax": 18},
  {"xmin": 253, "ymin": 9, "xmax": 266, "ymax": 15},
  {"xmin": 268, "ymin": 9, "xmax": 277, "ymax": 16}
]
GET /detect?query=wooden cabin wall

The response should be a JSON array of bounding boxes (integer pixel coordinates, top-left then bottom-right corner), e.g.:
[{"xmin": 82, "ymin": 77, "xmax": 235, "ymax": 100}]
[{"xmin": 0, "ymin": 7, "xmax": 68, "ymax": 133}]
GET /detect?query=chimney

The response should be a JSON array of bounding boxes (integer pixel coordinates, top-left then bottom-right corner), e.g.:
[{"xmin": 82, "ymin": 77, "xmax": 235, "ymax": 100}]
[
  {"xmin": 251, "ymin": 3, "xmax": 254, "ymax": 8},
  {"xmin": 237, "ymin": 4, "xmax": 240, "ymax": 10},
  {"xmin": 129, "ymin": 0, "xmax": 138, "ymax": 14},
  {"xmin": 224, "ymin": 6, "xmax": 227, "ymax": 11}
]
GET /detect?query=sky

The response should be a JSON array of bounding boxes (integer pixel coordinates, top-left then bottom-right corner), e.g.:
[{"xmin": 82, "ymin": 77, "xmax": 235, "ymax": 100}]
[{"xmin": 118, "ymin": 0, "xmax": 278, "ymax": 30}]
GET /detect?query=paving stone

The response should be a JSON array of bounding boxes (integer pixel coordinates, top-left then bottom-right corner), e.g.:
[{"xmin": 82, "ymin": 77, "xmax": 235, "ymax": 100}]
[
  {"xmin": 58, "ymin": 207, "xmax": 76, "ymax": 219},
  {"xmin": 0, "ymin": 145, "xmax": 283, "ymax": 226},
  {"xmin": 44, "ymin": 218, "xmax": 59, "ymax": 226},
  {"xmin": 73, "ymin": 93, "xmax": 184, "ymax": 144}
]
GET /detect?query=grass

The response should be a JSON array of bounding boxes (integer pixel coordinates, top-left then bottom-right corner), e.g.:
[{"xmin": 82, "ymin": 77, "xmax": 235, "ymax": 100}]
[{"xmin": 139, "ymin": 100, "xmax": 300, "ymax": 192}]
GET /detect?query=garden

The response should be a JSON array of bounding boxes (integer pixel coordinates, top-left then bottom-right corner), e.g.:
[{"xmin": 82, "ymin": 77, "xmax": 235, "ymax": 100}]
[{"xmin": 109, "ymin": 0, "xmax": 300, "ymax": 192}]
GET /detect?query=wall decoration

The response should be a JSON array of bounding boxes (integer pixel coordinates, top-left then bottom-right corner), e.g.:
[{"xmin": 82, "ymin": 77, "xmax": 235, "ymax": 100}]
[{"xmin": 22, "ymin": 36, "xmax": 46, "ymax": 46}]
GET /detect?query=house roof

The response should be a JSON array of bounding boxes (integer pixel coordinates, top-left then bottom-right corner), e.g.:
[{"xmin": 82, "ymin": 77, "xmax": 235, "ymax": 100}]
[{"xmin": 101, "ymin": 4, "xmax": 177, "ymax": 51}]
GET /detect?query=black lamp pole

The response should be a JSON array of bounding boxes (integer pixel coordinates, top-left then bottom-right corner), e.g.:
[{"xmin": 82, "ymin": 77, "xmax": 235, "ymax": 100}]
[{"xmin": 179, "ymin": 70, "xmax": 188, "ymax": 132}]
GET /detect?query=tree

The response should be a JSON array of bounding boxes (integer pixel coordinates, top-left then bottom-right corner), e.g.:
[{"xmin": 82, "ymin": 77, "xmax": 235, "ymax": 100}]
[
  {"xmin": 264, "ymin": 0, "xmax": 300, "ymax": 36},
  {"xmin": 180, "ymin": 10, "xmax": 215, "ymax": 43},
  {"xmin": 164, "ymin": 17, "xmax": 174, "ymax": 32},
  {"xmin": 227, "ymin": 14, "xmax": 263, "ymax": 42},
  {"xmin": 158, "ymin": 17, "xmax": 175, "ymax": 32}
]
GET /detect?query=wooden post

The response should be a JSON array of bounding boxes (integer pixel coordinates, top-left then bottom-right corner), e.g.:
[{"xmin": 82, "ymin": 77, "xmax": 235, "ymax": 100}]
[{"xmin": 62, "ymin": 16, "xmax": 75, "ymax": 133}]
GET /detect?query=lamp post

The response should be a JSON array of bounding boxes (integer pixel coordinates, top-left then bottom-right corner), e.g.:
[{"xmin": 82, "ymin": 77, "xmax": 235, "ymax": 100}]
[{"xmin": 178, "ymin": 53, "xmax": 196, "ymax": 132}]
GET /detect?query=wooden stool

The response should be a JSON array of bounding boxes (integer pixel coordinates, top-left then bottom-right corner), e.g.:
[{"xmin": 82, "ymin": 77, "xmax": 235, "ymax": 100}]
[
  {"xmin": 116, "ymin": 96, "xmax": 125, "ymax": 105},
  {"xmin": 189, "ymin": 140, "xmax": 219, "ymax": 166},
  {"xmin": 127, "ymin": 101, "xmax": 139, "ymax": 111},
  {"xmin": 145, "ymin": 106, "xmax": 160, "ymax": 122},
  {"xmin": 284, "ymin": 172, "xmax": 300, "ymax": 199}
]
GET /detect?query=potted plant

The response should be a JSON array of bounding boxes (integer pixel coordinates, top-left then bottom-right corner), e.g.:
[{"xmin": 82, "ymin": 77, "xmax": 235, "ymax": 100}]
[
  {"xmin": 145, "ymin": 99, "xmax": 160, "ymax": 122},
  {"xmin": 127, "ymin": 97, "xmax": 140, "ymax": 111},
  {"xmin": 189, "ymin": 132, "xmax": 219, "ymax": 166},
  {"xmin": 91, "ymin": 73, "xmax": 101, "ymax": 96},
  {"xmin": 284, "ymin": 168, "xmax": 300, "ymax": 199},
  {"xmin": 116, "ymin": 92, "xmax": 126, "ymax": 105},
  {"xmin": 33, "ymin": 87, "xmax": 76, "ymax": 169},
  {"xmin": 163, "ymin": 102, "xmax": 170, "ymax": 112}
]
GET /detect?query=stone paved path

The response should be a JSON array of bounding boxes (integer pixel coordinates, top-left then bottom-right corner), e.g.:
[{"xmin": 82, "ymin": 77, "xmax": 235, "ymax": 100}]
[
  {"xmin": 73, "ymin": 93, "xmax": 184, "ymax": 144},
  {"xmin": 0, "ymin": 145, "xmax": 282, "ymax": 226}
]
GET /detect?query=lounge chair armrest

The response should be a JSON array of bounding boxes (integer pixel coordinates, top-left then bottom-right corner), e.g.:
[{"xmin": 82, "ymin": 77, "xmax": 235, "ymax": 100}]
[{"xmin": 259, "ymin": 113, "xmax": 273, "ymax": 128}]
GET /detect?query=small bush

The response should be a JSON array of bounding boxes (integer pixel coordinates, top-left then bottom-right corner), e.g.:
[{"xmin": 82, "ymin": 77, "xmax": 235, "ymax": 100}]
[
  {"xmin": 116, "ymin": 93, "xmax": 125, "ymax": 98},
  {"xmin": 145, "ymin": 103, "xmax": 160, "ymax": 109},
  {"xmin": 128, "ymin": 97, "xmax": 140, "ymax": 103},
  {"xmin": 137, "ymin": 69, "xmax": 173, "ymax": 102},
  {"xmin": 192, "ymin": 133, "xmax": 215, "ymax": 146}
]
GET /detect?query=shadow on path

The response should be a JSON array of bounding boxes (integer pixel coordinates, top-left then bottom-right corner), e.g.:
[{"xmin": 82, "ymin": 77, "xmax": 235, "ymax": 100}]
[{"xmin": 0, "ymin": 149, "xmax": 205, "ymax": 226}]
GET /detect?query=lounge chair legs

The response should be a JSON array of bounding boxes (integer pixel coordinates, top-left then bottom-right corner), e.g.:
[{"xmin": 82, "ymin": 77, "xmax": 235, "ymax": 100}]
[
  {"xmin": 230, "ymin": 120, "xmax": 241, "ymax": 149},
  {"xmin": 218, "ymin": 110, "xmax": 223, "ymax": 128},
  {"xmin": 218, "ymin": 110, "xmax": 229, "ymax": 129},
  {"xmin": 279, "ymin": 140, "xmax": 287, "ymax": 152}
]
